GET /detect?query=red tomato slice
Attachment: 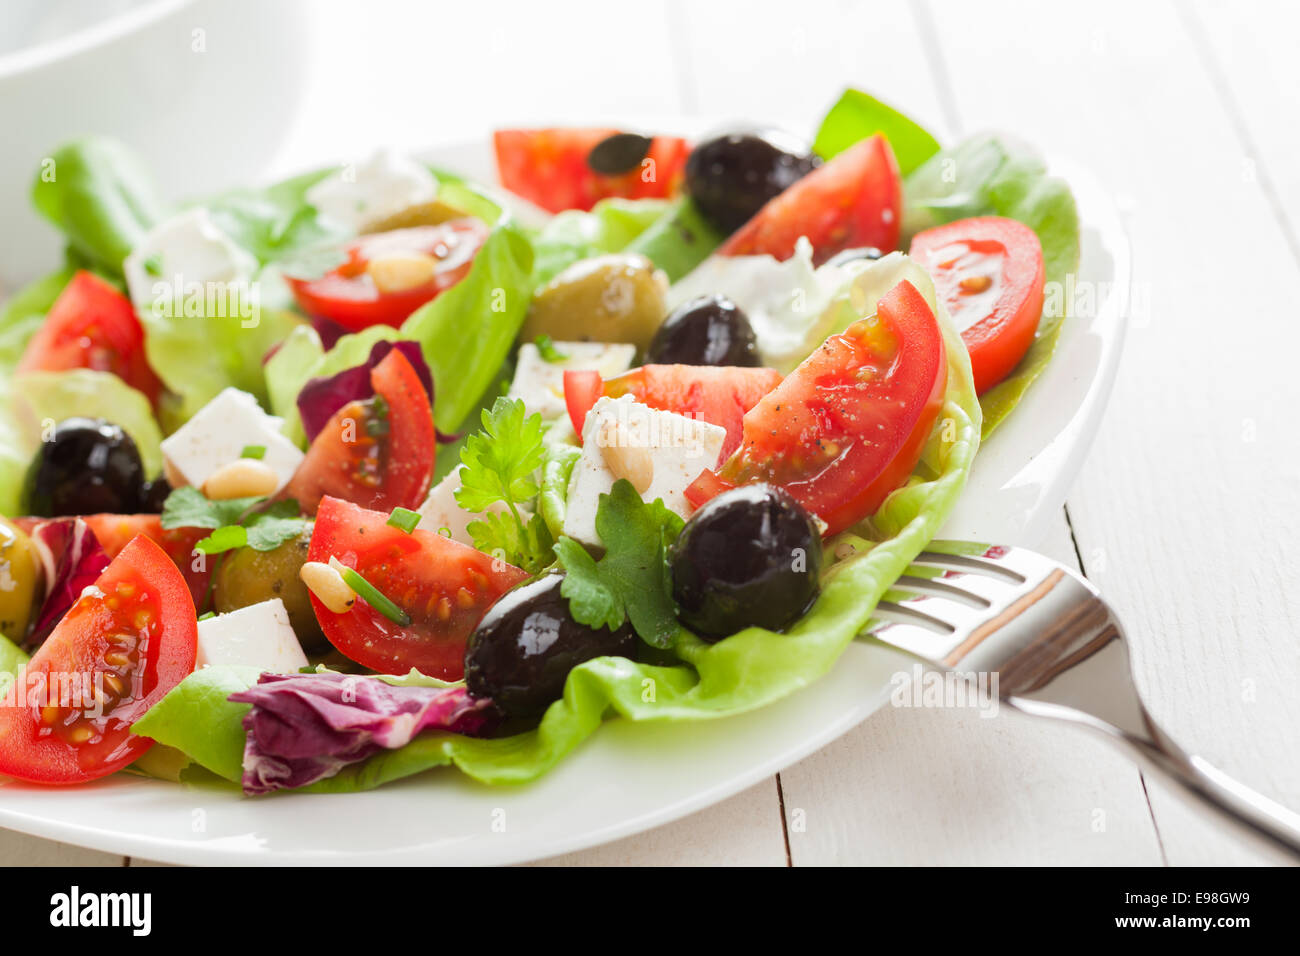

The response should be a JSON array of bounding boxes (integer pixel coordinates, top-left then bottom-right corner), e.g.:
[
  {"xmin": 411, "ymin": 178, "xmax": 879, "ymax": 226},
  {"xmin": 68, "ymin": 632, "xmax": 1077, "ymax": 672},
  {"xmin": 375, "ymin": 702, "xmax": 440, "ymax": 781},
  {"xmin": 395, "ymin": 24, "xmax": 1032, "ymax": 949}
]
[
  {"xmin": 563, "ymin": 369, "xmax": 605, "ymax": 439},
  {"xmin": 0, "ymin": 535, "xmax": 197, "ymax": 784},
  {"xmin": 494, "ymin": 128, "xmax": 690, "ymax": 213},
  {"xmin": 910, "ymin": 216, "xmax": 1045, "ymax": 394},
  {"xmin": 287, "ymin": 221, "xmax": 488, "ymax": 332},
  {"xmin": 307, "ymin": 496, "xmax": 528, "ymax": 678},
  {"xmin": 718, "ymin": 134, "xmax": 902, "ymax": 265},
  {"xmin": 18, "ymin": 270, "xmax": 162, "ymax": 405},
  {"xmin": 689, "ymin": 280, "xmax": 946, "ymax": 536},
  {"xmin": 285, "ymin": 348, "xmax": 435, "ymax": 515},
  {"xmin": 600, "ymin": 365, "xmax": 783, "ymax": 460},
  {"xmin": 80, "ymin": 514, "xmax": 212, "ymax": 610}
]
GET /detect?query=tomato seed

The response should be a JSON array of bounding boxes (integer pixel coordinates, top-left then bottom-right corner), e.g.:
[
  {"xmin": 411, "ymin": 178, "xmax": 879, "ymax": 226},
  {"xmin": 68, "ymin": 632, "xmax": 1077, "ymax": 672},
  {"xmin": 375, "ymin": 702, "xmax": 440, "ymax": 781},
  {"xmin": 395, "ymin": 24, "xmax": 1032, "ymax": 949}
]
[{"xmin": 959, "ymin": 275, "xmax": 993, "ymax": 294}]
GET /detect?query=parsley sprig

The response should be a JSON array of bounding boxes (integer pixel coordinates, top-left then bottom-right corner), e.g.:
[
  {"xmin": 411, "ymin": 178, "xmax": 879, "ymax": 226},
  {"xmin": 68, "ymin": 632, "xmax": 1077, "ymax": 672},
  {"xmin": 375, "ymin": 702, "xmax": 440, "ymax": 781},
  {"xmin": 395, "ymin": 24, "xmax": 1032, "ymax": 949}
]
[
  {"xmin": 161, "ymin": 486, "xmax": 311, "ymax": 555},
  {"xmin": 554, "ymin": 479, "xmax": 685, "ymax": 648},
  {"xmin": 455, "ymin": 396, "xmax": 554, "ymax": 572}
]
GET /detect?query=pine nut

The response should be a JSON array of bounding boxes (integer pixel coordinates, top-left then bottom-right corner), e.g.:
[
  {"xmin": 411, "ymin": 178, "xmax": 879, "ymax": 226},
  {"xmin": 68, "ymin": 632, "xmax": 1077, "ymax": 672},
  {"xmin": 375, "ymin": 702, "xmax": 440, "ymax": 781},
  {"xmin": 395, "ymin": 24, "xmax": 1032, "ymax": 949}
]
[
  {"xmin": 366, "ymin": 252, "xmax": 437, "ymax": 294},
  {"xmin": 598, "ymin": 421, "xmax": 654, "ymax": 493},
  {"xmin": 202, "ymin": 459, "xmax": 279, "ymax": 500},
  {"xmin": 300, "ymin": 561, "xmax": 356, "ymax": 614}
]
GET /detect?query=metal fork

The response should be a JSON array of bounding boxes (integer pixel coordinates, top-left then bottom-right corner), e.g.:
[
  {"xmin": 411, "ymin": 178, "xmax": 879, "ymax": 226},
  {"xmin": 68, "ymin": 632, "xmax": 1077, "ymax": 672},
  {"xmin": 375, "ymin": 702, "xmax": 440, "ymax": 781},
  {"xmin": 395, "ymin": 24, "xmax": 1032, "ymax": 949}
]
[{"xmin": 863, "ymin": 541, "xmax": 1300, "ymax": 863}]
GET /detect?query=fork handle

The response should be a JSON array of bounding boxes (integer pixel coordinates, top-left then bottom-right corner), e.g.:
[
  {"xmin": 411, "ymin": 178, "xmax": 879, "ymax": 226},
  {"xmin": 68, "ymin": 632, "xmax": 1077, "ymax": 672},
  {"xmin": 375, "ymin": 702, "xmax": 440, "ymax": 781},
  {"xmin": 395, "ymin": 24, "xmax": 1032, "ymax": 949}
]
[{"xmin": 1009, "ymin": 698, "xmax": 1300, "ymax": 864}]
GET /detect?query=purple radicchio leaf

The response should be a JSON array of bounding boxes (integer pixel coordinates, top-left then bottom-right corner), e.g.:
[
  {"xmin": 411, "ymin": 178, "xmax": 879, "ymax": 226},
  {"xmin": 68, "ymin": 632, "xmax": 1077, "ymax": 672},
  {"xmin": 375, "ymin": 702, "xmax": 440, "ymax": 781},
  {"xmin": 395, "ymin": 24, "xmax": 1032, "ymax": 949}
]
[
  {"xmin": 229, "ymin": 672, "xmax": 500, "ymax": 795},
  {"xmin": 24, "ymin": 518, "xmax": 111, "ymax": 651},
  {"xmin": 296, "ymin": 340, "xmax": 457, "ymax": 444}
]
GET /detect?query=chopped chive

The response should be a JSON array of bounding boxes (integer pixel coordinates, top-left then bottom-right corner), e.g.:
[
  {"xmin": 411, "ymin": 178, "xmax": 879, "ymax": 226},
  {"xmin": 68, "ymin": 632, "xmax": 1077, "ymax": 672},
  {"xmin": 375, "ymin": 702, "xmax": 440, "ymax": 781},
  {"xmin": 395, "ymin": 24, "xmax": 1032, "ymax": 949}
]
[
  {"xmin": 240, "ymin": 444, "xmax": 267, "ymax": 460},
  {"xmin": 340, "ymin": 566, "xmax": 411, "ymax": 626},
  {"xmin": 534, "ymin": 333, "xmax": 569, "ymax": 363},
  {"xmin": 437, "ymin": 526, "xmax": 452, "ymax": 538},
  {"xmin": 386, "ymin": 506, "xmax": 421, "ymax": 534},
  {"xmin": 198, "ymin": 611, "xmax": 216, "ymax": 621}
]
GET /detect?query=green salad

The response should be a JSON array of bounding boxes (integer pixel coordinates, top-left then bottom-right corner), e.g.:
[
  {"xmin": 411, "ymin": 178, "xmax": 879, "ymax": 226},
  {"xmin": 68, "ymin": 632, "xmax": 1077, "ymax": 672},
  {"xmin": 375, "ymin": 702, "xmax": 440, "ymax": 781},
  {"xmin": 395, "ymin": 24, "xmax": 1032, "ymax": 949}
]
[{"xmin": 0, "ymin": 90, "xmax": 1078, "ymax": 793}]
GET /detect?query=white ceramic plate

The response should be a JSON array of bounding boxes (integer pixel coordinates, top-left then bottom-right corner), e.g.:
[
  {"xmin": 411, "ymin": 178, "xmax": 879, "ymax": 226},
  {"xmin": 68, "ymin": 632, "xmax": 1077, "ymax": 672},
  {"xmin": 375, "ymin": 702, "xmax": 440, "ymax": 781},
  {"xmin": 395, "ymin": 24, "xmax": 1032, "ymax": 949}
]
[{"xmin": 0, "ymin": 145, "xmax": 1128, "ymax": 866}]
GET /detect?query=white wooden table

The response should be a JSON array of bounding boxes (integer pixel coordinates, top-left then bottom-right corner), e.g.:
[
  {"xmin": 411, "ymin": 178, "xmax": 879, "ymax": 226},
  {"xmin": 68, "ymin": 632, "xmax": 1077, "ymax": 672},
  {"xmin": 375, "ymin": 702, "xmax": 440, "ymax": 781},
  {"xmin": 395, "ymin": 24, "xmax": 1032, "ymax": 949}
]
[{"xmin": 5, "ymin": 0, "xmax": 1298, "ymax": 866}]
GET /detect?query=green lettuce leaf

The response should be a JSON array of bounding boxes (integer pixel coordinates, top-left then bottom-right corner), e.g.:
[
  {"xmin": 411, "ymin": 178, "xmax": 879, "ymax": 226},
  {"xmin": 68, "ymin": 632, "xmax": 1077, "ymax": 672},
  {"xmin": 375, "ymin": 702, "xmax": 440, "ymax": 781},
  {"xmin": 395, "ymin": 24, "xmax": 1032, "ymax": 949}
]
[
  {"xmin": 402, "ymin": 218, "xmax": 534, "ymax": 433},
  {"xmin": 133, "ymin": 263, "xmax": 981, "ymax": 791},
  {"xmin": 530, "ymin": 198, "xmax": 669, "ymax": 287},
  {"xmin": 31, "ymin": 138, "xmax": 165, "ymax": 276},
  {"xmin": 204, "ymin": 167, "xmax": 343, "ymax": 266},
  {"xmin": 130, "ymin": 665, "xmax": 263, "ymax": 783},
  {"xmin": 0, "ymin": 633, "xmax": 28, "ymax": 700},
  {"xmin": 904, "ymin": 133, "xmax": 1080, "ymax": 437},
  {"xmin": 141, "ymin": 304, "xmax": 303, "ymax": 433},
  {"xmin": 624, "ymin": 196, "xmax": 726, "ymax": 282},
  {"xmin": 813, "ymin": 88, "xmax": 942, "ymax": 175},
  {"xmin": 2, "ymin": 370, "xmax": 165, "ymax": 514}
]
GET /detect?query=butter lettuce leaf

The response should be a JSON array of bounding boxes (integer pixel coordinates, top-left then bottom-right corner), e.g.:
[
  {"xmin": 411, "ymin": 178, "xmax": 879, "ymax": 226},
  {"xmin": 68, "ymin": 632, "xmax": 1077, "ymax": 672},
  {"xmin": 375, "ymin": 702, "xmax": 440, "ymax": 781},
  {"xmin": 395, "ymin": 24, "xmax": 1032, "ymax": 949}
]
[
  {"xmin": 904, "ymin": 133, "xmax": 1080, "ymax": 437},
  {"xmin": 131, "ymin": 666, "xmax": 263, "ymax": 783},
  {"xmin": 530, "ymin": 198, "xmax": 669, "ymax": 287},
  {"xmin": 0, "ymin": 633, "xmax": 28, "ymax": 700},
  {"xmin": 814, "ymin": 88, "xmax": 942, "ymax": 175},
  {"xmin": 5, "ymin": 370, "xmax": 164, "ymax": 501}
]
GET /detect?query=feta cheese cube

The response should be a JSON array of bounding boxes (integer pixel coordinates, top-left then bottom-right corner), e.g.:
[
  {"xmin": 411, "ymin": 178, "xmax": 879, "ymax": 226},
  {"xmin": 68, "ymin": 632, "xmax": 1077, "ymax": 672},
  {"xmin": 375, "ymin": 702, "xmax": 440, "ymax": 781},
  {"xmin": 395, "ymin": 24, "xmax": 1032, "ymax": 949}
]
[
  {"xmin": 160, "ymin": 387, "xmax": 304, "ymax": 493},
  {"xmin": 196, "ymin": 598, "xmax": 308, "ymax": 673},
  {"xmin": 123, "ymin": 208, "xmax": 258, "ymax": 313},
  {"xmin": 562, "ymin": 395, "xmax": 726, "ymax": 547},
  {"xmin": 415, "ymin": 465, "xmax": 519, "ymax": 548},
  {"xmin": 306, "ymin": 148, "xmax": 438, "ymax": 232},
  {"xmin": 506, "ymin": 341, "xmax": 637, "ymax": 421}
]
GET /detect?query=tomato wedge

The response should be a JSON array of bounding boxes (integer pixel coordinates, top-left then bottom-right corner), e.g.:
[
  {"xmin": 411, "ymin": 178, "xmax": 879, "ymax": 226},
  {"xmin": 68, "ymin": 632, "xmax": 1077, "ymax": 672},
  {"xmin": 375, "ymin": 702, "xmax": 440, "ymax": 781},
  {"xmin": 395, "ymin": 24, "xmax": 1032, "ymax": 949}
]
[
  {"xmin": 307, "ymin": 496, "xmax": 528, "ymax": 678},
  {"xmin": 566, "ymin": 365, "xmax": 783, "ymax": 459},
  {"xmin": 494, "ymin": 128, "xmax": 690, "ymax": 213},
  {"xmin": 80, "ymin": 514, "xmax": 212, "ymax": 609},
  {"xmin": 284, "ymin": 348, "xmax": 435, "ymax": 515},
  {"xmin": 562, "ymin": 370, "xmax": 605, "ymax": 439},
  {"xmin": 688, "ymin": 279, "xmax": 946, "ymax": 536},
  {"xmin": 0, "ymin": 535, "xmax": 197, "ymax": 784},
  {"xmin": 718, "ymin": 134, "xmax": 902, "ymax": 265},
  {"xmin": 287, "ymin": 221, "xmax": 488, "ymax": 332},
  {"xmin": 18, "ymin": 270, "xmax": 162, "ymax": 405},
  {"xmin": 910, "ymin": 216, "xmax": 1045, "ymax": 394}
]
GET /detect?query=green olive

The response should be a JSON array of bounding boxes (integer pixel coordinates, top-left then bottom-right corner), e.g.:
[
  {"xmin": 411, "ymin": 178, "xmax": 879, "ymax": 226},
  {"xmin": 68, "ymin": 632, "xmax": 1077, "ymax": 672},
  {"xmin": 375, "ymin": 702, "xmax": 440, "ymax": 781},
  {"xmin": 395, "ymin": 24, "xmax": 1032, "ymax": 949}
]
[
  {"xmin": 212, "ymin": 529, "xmax": 327, "ymax": 651},
  {"xmin": 0, "ymin": 518, "xmax": 41, "ymax": 642},
  {"xmin": 522, "ymin": 253, "xmax": 669, "ymax": 352},
  {"xmin": 363, "ymin": 199, "xmax": 469, "ymax": 233}
]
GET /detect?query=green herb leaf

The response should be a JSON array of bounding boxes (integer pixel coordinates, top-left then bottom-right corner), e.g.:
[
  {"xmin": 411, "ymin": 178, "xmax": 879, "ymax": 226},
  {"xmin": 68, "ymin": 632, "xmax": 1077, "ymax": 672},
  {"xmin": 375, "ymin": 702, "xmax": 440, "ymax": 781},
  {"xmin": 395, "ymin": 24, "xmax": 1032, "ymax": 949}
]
[
  {"xmin": 240, "ymin": 444, "xmax": 266, "ymax": 460},
  {"xmin": 468, "ymin": 510, "xmax": 555, "ymax": 575},
  {"xmin": 813, "ymin": 88, "xmax": 942, "ymax": 175},
  {"xmin": 555, "ymin": 480, "xmax": 685, "ymax": 648},
  {"xmin": 554, "ymin": 537, "xmax": 622, "ymax": 631},
  {"xmin": 457, "ymin": 397, "xmax": 547, "ymax": 513},
  {"xmin": 195, "ymin": 524, "xmax": 248, "ymax": 554},
  {"xmin": 160, "ymin": 485, "xmax": 261, "ymax": 530},
  {"xmin": 534, "ymin": 334, "xmax": 569, "ymax": 363},
  {"xmin": 242, "ymin": 502, "xmax": 311, "ymax": 551}
]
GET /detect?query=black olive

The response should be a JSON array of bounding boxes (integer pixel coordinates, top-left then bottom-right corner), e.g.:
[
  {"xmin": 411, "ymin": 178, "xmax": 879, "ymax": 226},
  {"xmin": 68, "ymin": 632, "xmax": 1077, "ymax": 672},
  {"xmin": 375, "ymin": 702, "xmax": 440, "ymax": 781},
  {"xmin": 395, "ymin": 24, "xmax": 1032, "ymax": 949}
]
[
  {"xmin": 587, "ymin": 132, "xmax": 653, "ymax": 176},
  {"xmin": 464, "ymin": 573, "xmax": 637, "ymax": 717},
  {"xmin": 647, "ymin": 294, "xmax": 760, "ymax": 367},
  {"xmin": 685, "ymin": 130, "xmax": 821, "ymax": 234},
  {"xmin": 23, "ymin": 418, "xmax": 146, "ymax": 517},
  {"xmin": 141, "ymin": 477, "xmax": 172, "ymax": 514},
  {"xmin": 670, "ymin": 484, "xmax": 822, "ymax": 641}
]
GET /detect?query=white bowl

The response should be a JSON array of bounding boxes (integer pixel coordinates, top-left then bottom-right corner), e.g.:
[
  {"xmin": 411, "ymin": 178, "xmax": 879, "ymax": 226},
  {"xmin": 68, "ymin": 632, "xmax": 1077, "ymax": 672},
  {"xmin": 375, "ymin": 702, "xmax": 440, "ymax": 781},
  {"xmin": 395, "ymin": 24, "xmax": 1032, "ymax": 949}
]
[{"xmin": 0, "ymin": 0, "xmax": 306, "ymax": 291}]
